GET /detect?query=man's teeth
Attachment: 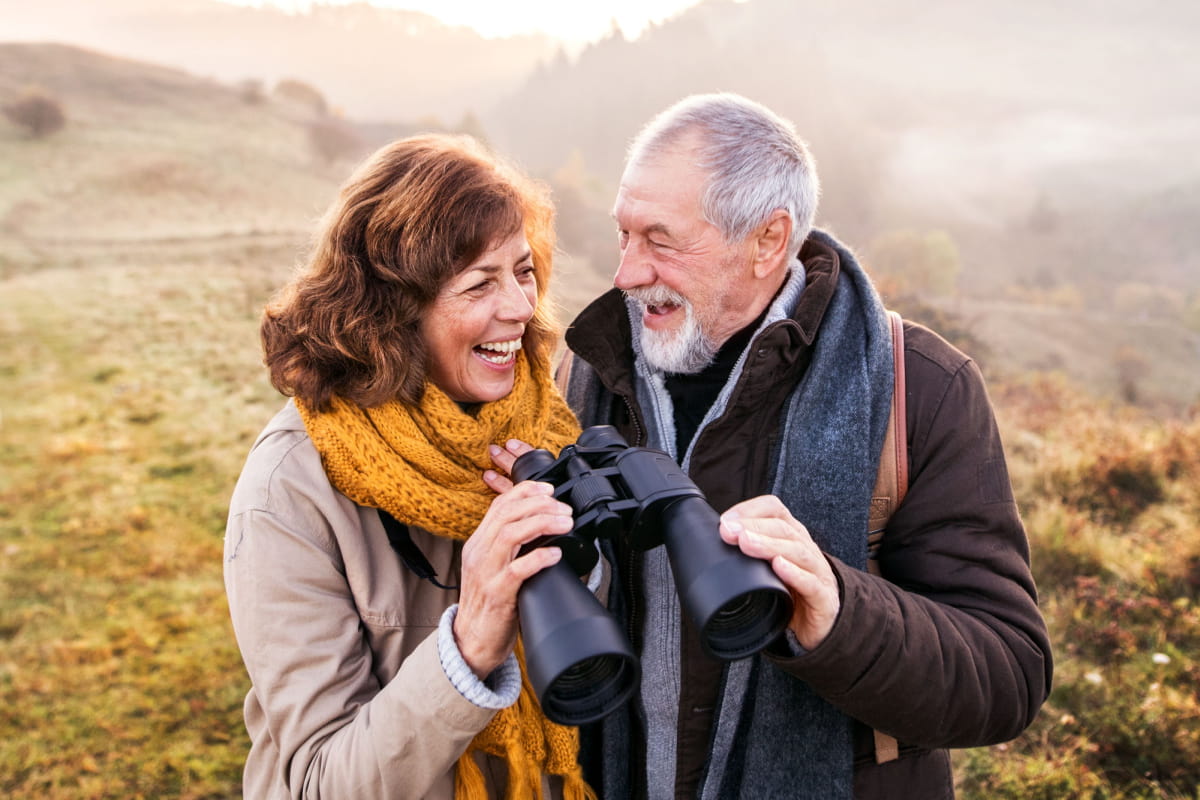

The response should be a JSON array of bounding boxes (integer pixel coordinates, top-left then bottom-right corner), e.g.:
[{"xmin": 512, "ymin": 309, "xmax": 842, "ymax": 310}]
[{"xmin": 476, "ymin": 339, "xmax": 521, "ymax": 363}]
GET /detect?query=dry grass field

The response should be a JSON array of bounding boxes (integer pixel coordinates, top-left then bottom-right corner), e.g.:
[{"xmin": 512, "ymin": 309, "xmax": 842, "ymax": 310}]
[{"xmin": 2, "ymin": 41, "xmax": 1198, "ymax": 799}]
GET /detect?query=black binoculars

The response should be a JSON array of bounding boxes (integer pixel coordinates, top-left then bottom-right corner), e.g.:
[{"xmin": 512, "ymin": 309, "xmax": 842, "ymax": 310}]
[{"xmin": 511, "ymin": 425, "xmax": 794, "ymax": 725}]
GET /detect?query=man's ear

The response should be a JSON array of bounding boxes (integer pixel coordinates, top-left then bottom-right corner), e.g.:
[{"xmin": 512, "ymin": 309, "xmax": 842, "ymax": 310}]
[{"xmin": 751, "ymin": 209, "xmax": 793, "ymax": 279}]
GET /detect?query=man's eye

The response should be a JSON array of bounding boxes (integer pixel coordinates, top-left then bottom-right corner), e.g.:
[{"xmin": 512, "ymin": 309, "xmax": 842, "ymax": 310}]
[{"xmin": 617, "ymin": 230, "xmax": 629, "ymax": 247}]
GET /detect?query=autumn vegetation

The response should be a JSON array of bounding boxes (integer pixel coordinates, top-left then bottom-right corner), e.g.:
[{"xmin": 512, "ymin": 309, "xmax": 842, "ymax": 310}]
[
  {"xmin": 2, "ymin": 36, "xmax": 1198, "ymax": 799},
  {"xmin": 2, "ymin": 87, "xmax": 66, "ymax": 138},
  {"xmin": 3, "ymin": 244, "xmax": 1197, "ymax": 797}
]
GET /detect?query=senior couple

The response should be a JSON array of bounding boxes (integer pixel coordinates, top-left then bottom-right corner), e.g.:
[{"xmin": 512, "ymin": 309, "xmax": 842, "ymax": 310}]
[{"xmin": 224, "ymin": 93, "xmax": 1052, "ymax": 799}]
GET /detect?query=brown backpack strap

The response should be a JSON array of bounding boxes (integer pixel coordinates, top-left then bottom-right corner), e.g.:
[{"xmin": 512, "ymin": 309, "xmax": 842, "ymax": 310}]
[
  {"xmin": 867, "ymin": 310, "xmax": 908, "ymax": 573},
  {"xmin": 868, "ymin": 310, "xmax": 907, "ymax": 765}
]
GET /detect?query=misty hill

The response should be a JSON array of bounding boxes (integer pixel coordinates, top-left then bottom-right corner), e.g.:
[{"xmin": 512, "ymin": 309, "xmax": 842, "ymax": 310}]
[
  {"xmin": 0, "ymin": 42, "xmax": 351, "ymax": 247},
  {"xmin": 484, "ymin": 0, "xmax": 1200, "ymax": 295},
  {"xmin": 2, "ymin": 33, "xmax": 1197, "ymax": 412},
  {"xmin": 475, "ymin": 0, "xmax": 1200, "ymax": 410},
  {"xmin": 0, "ymin": 0, "xmax": 556, "ymax": 123}
]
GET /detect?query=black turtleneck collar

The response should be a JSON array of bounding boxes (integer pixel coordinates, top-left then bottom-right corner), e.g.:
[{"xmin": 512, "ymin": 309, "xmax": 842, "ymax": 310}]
[{"xmin": 663, "ymin": 307, "xmax": 769, "ymax": 458}]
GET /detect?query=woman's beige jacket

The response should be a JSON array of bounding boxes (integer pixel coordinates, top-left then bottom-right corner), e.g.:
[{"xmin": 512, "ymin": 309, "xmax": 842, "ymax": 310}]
[{"xmin": 224, "ymin": 401, "xmax": 562, "ymax": 799}]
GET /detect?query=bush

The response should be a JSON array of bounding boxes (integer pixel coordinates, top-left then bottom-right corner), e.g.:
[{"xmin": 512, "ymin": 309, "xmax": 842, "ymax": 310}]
[
  {"xmin": 307, "ymin": 117, "xmax": 365, "ymax": 164},
  {"xmin": 866, "ymin": 228, "xmax": 961, "ymax": 297},
  {"xmin": 275, "ymin": 78, "xmax": 327, "ymax": 116},
  {"xmin": 237, "ymin": 78, "xmax": 265, "ymax": 105},
  {"xmin": 969, "ymin": 381, "xmax": 1200, "ymax": 799},
  {"xmin": 2, "ymin": 88, "xmax": 66, "ymax": 138}
]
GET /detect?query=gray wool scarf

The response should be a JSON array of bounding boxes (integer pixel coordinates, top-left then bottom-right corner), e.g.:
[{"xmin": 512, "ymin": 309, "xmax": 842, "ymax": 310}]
[{"xmin": 705, "ymin": 230, "xmax": 894, "ymax": 799}]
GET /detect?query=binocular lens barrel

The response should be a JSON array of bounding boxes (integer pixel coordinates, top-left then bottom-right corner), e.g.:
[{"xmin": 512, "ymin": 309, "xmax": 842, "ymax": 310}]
[
  {"xmin": 660, "ymin": 497, "xmax": 793, "ymax": 660},
  {"xmin": 517, "ymin": 560, "xmax": 639, "ymax": 725},
  {"xmin": 511, "ymin": 448, "xmax": 559, "ymax": 483}
]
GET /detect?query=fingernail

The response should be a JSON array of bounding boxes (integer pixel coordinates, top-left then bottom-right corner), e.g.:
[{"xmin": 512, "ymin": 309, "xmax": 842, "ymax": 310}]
[
  {"xmin": 483, "ymin": 469, "xmax": 497, "ymax": 481},
  {"xmin": 555, "ymin": 515, "xmax": 574, "ymax": 527},
  {"xmin": 506, "ymin": 439, "xmax": 523, "ymax": 452},
  {"xmin": 722, "ymin": 514, "xmax": 743, "ymax": 534},
  {"xmin": 489, "ymin": 444, "xmax": 502, "ymax": 456}
]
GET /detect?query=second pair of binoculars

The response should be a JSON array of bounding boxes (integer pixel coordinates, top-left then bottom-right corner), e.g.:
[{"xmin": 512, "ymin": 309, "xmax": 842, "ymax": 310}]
[{"xmin": 511, "ymin": 425, "xmax": 794, "ymax": 726}]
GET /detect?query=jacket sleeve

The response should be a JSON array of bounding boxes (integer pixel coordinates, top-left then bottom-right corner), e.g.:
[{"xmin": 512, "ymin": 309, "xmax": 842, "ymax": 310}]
[
  {"xmin": 224, "ymin": 450, "xmax": 503, "ymax": 798},
  {"xmin": 772, "ymin": 342, "xmax": 1052, "ymax": 748}
]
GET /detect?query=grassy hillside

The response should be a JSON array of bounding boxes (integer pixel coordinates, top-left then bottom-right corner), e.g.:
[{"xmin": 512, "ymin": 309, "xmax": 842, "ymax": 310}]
[
  {"xmin": 958, "ymin": 377, "xmax": 1200, "ymax": 799},
  {"xmin": 4, "ymin": 240, "xmax": 1199, "ymax": 798},
  {"xmin": 1, "ymin": 41, "xmax": 1198, "ymax": 799},
  {"xmin": 0, "ymin": 42, "xmax": 341, "ymax": 250}
]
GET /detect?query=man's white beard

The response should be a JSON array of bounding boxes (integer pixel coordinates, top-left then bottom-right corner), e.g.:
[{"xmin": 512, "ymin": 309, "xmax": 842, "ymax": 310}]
[{"xmin": 627, "ymin": 287, "xmax": 717, "ymax": 375}]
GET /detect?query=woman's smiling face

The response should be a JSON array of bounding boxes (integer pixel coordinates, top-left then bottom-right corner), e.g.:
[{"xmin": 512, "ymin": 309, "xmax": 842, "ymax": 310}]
[{"xmin": 420, "ymin": 230, "xmax": 538, "ymax": 404}]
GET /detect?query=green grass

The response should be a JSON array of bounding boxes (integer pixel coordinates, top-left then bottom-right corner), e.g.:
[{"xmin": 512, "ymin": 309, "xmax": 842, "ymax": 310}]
[
  {"xmin": 1, "ymin": 41, "xmax": 1197, "ymax": 796},
  {"xmin": 0, "ymin": 245, "xmax": 290, "ymax": 798},
  {"xmin": 954, "ymin": 376, "xmax": 1200, "ymax": 800},
  {"xmin": 3, "ymin": 243, "xmax": 1198, "ymax": 798}
]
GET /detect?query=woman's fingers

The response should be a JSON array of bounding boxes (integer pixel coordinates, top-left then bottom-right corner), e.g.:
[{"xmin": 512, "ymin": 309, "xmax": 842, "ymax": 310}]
[
  {"xmin": 488, "ymin": 437, "xmax": 537, "ymax": 474},
  {"xmin": 508, "ymin": 543, "xmax": 563, "ymax": 581},
  {"xmin": 485, "ymin": 439, "xmax": 541, "ymax": 492}
]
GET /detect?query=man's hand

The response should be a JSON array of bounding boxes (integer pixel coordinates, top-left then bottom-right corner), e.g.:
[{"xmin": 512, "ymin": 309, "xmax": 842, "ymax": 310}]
[{"xmin": 718, "ymin": 495, "xmax": 840, "ymax": 651}]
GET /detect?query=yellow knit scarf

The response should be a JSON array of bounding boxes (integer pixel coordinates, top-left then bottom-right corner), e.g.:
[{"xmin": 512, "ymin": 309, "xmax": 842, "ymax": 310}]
[{"xmin": 296, "ymin": 352, "xmax": 594, "ymax": 800}]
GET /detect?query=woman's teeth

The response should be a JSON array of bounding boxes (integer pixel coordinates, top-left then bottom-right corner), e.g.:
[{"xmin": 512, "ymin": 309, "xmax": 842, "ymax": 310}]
[{"xmin": 476, "ymin": 339, "xmax": 521, "ymax": 364}]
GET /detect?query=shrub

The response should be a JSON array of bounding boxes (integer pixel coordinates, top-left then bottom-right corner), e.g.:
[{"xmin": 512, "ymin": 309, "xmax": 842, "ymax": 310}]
[
  {"xmin": 307, "ymin": 117, "xmax": 365, "ymax": 165},
  {"xmin": 275, "ymin": 78, "xmax": 328, "ymax": 116},
  {"xmin": 2, "ymin": 88, "xmax": 66, "ymax": 138},
  {"xmin": 866, "ymin": 228, "xmax": 961, "ymax": 297},
  {"xmin": 237, "ymin": 78, "xmax": 265, "ymax": 105}
]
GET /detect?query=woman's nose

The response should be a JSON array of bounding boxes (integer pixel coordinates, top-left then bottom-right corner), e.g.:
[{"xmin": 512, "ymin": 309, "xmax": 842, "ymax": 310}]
[{"xmin": 498, "ymin": 277, "xmax": 536, "ymax": 321}]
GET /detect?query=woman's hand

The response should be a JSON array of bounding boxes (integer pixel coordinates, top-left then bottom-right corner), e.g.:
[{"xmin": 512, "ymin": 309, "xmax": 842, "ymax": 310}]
[
  {"xmin": 718, "ymin": 495, "xmax": 841, "ymax": 651},
  {"xmin": 481, "ymin": 438, "xmax": 535, "ymax": 493},
  {"xmin": 454, "ymin": 440, "xmax": 571, "ymax": 679}
]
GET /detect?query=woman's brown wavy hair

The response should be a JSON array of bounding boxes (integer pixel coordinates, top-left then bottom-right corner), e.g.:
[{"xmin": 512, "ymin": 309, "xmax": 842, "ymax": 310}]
[{"xmin": 262, "ymin": 134, "xmax": 558, "ymax": 410}]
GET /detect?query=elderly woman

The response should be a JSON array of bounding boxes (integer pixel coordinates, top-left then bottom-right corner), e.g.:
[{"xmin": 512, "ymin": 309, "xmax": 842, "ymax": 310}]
[{"xmin": 224, "ymin": 134, "xmax": 593, "ymax": 799}]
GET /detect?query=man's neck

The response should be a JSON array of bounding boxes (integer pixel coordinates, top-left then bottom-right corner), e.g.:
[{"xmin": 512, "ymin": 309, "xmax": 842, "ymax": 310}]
[{"xmin": 663, "ymin": 306, "xmax": 769, "ymax": 457}]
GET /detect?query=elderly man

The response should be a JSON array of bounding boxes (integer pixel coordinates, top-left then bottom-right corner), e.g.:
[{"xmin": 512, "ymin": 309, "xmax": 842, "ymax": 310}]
[{"xmin": 559, "ymin": 93, "xmax": 1052, "ymax": 799}]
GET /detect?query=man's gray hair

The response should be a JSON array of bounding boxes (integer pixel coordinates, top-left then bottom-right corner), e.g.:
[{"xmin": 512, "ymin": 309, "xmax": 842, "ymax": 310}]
[{"xmin": 627, "ymin": 93, "xmax": 819, "ymax": 258}]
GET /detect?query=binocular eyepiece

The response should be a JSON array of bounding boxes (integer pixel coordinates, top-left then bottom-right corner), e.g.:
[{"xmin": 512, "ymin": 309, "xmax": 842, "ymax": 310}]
[{"xmin": 512, "ymin": 426, "xmax": 794, "ymax": 725}]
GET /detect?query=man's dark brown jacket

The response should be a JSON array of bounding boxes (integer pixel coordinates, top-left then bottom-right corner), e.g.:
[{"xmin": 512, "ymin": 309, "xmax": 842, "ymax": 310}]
[{"xmin": 563, "ymin": 232, "xmax": 1053, "ymax": 799}]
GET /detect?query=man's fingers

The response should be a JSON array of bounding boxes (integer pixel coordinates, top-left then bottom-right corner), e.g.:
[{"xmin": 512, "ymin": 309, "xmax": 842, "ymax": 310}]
[{"xmin": 724, "ymin": 494, "xmax": 793, "ymax": 521}]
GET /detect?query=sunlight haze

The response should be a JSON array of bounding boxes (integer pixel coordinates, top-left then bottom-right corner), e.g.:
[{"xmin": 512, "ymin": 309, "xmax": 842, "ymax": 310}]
[{"xmin": 214, "ymin": 0, "xmax": 707, "ymax": 45}]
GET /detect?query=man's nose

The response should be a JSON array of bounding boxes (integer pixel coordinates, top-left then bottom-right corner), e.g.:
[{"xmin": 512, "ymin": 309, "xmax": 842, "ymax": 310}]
[{"xmin": 613, "ymin": 240, "xmax": 654, "ymax": 290}]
